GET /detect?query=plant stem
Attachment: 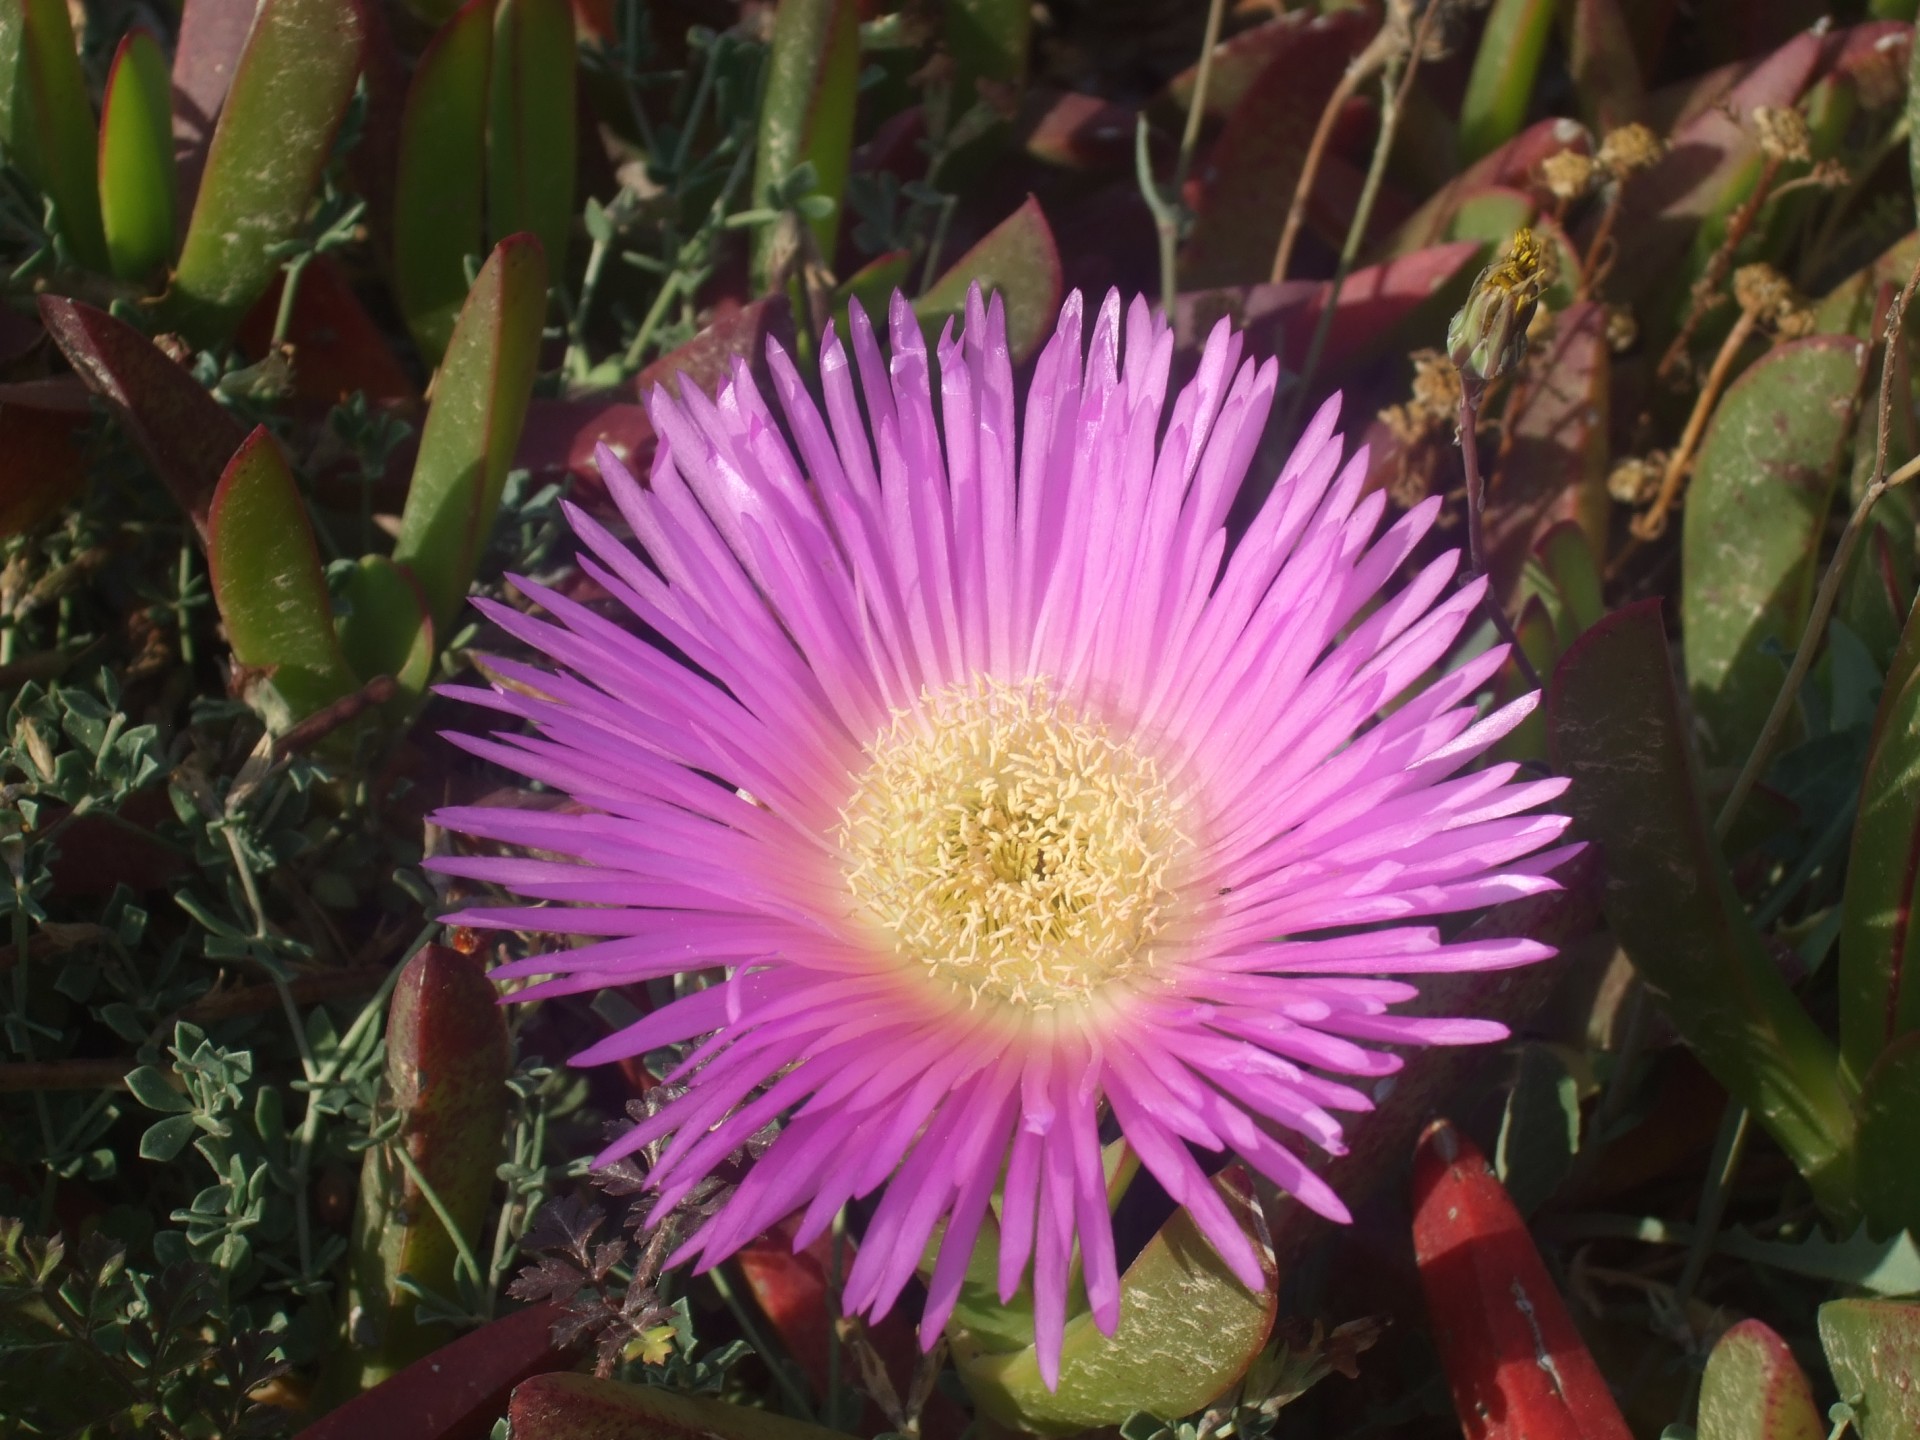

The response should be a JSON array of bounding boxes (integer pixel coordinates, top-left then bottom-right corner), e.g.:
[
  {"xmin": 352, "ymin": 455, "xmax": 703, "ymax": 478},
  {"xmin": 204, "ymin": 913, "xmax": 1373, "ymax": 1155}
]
[
  {"xmin": 1140, "ymin": 0, "xmax": 1226, "ymax": 319},
  {"xmin": 1270, "ymin": 26, "xmax": 1395, "ymax": 285},
  {"xmin": 1657, "ymin": 156, "xmax": 1782, "ymax": 385},
  {"xmin": 1633, "ymin": 307, "xmax": 1760, "ymax": 542},
  {"xmin": 1457, "ymin": 387, "xmax": 1544, "ymax": 691}
]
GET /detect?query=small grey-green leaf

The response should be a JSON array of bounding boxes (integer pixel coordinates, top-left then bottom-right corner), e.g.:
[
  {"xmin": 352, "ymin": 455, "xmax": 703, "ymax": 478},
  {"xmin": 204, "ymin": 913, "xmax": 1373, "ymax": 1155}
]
[
  {"xmin": 124, "ymin": 1065, "xmax": 191, "ymax": 1114},
  {"xmin": 139, "ymin": 1113, "xmax": 201, "ymax": 1162}
]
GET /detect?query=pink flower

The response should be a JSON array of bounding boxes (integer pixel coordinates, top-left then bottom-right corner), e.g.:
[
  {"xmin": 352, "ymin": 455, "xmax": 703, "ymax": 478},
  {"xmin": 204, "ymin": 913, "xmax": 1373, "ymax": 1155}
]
[{"xmin": 433, "ymin": 288, "xmax": 1573, "ymax": 1385}]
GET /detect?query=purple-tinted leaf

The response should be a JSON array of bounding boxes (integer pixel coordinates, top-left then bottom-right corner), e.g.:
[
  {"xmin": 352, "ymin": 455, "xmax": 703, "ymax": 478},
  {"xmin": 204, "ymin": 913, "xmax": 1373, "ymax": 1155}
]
[
  {"xmin": 233, "ymin": 255, "xmax": 419, "ymax": 411},
  {"xmin": 1389, "ymin": 117, "xmax": 1594, "ymax": 254},
  {"xmin": 1567, "ymin": 0, "xmax": 1646, "ymax": 130},
  {"xmin": 0, "ymin": 376, "xmax": 90, "ymax": 536},
  {"xmin": 335, "ymin": 943, "xmax": 510, "ymax": 1390},
  {"xmin": 392, "ymin": 234, "xmax": 548, "ymax": 638},
  {"xmin": 918, "ymin": 195, "xmax": 1063, "ymax": 364},
  {"xmin": 517, "ymin": 398, "xmax": 654, "ymax": 494},
  {"xmin": 751, "ymin": 0, "xmax": 859, "ymax": 287},
  {"xmin": 1177, "ymin": 7, "xmax": 1373, "ymax": 289},
  {"xmin": 207, "ymin": 426, "xmax": 357, "ymax": 722},
  {"xmin": 1159, "ymin": 9, "xmax": 1355, "ymax": 124},
  {"xmin": 634, "ymin": 293, "xmax": 797, "ymax": 401},
  {"xmin": 170, "ymin": 0, "xmax": 256, "ymax": 217},
  {"xmin": 1698, "ymin": 1320, "xmax": 1823, "ymax": 1440},
  {"xmin": 511, "ymin": 1373, "xmax": 852, "ymax": 1440},
  {"xmin": 395, "ymin": 0, "xmax": 491, "ymax": 365},
  {"xmin": 39, "ymin": 294, "xmax": 244, "ymax": 540},
  {"xmin": 953, "ymin": 1167, "xmax": 1276, "ymax": 1432},
  {"xmin": 98, "ymin": 29, "xmax": 176, "ymax": 283},
  {"xmin": 167, "ymin": 0, "xmax": 368, "ymax": 344},
  {"xmin": 1548, "ymin": 601, "xmax": 1858, "ymax": 1218},
  {"xmin": 1681, "ymin": 334, "xmax": 1866, "ymax": 766},
  {"xmin": 1819, "ymin": 1299, "xmax": 1920, "ymax": 1440},
  {"xmin": 0, "ymin": 0, "xmax": 109, "ymax": 271},
  {"xmin": 1017, "ymin": 89, "xmax": 1135, "ymax": 171},
  {"xmin": 488, "ymin": 0, "xmax": 576, "ymax": 271}
]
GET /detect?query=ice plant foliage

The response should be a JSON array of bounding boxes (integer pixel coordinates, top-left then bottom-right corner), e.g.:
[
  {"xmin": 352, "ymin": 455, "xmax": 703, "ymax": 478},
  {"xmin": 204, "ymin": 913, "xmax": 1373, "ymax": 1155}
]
[{"xmin": 433, "ymin": 287, "xmax": 1575, "ymax": 1384}]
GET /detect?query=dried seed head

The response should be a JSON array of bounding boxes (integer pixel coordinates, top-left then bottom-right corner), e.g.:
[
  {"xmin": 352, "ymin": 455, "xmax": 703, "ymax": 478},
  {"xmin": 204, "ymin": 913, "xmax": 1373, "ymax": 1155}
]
[
  {"xmin": 1596, "ymin": 123, "xmax": 1664, "ymax": 178},
  {"xmin": 1607, "ymin": 453, "xmax": 1665, "ymax": 506},
  {"xmin": 1733, "ymin": 262, "xmax": 1811, "ymax": 335},
  {"xmin": 1604, "ymin": 305, "xmax": 1638, "ymax": 353},
  {"xmin": 1540, "ymin": 150, "xmax": 1598, "ymax": 202},
  {"xmin": 1751, "ymin": 105, "xmax": 1812, "ymax": 164},
  {"xmin": 1448, "ymin": 228, "xmax": 1550, "ymax": 394},
  {"xmin": 1408, "ymin": 347, "xmax": 1462, "ymax": 419}
]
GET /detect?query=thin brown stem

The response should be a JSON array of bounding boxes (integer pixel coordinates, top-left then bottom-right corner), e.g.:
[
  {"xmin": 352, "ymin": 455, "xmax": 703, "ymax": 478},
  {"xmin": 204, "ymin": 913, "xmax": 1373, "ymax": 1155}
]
[
  {"xmin": 1269, "ymin": 26, "xmax": 1395, "ymax": 285},
  {"xmin": 1458, "ymin": 388, "xmax": 1544, "ymax": 692},
  {"xmin": 1634, "ymin": 308, "xmax": 1760, "ymax": 542},
  {"xmin": 1657, "ymin": 156, "xmax": 1782, "ymax": 384}
]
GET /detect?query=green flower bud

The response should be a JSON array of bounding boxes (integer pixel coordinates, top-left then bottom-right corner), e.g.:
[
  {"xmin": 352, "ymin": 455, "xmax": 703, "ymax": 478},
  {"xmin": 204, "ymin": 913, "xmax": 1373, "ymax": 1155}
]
[{"xmin": 1447, "ymin": 228, "xmax": 1548, "ymax": 395}]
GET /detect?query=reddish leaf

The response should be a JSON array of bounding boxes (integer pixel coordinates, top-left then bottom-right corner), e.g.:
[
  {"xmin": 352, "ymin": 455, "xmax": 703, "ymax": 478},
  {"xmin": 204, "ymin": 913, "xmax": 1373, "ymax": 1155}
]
[
  {"xmin": 517, "ymin": 399, "xmax": 655, "ymax": 493},
  {"xmin": 0, "ymin": 377, "xmax": 89, "ymax": 536},
  {"xmin": 1413, "ymin": 1120, "xmax": 1633, "ymax": 1440},
  {"xmin": 39, "ymin": 295, "xmax": 245, "ymax": 541},
  {"xmin": 298, "ymin": 1302, "xmax": 575, "ymax": 1440},
  {"xmin": 1567, "ymin": 0, "xmax": 1646, "ymax": 130},
  {"xmin": 235, "ymin": 256, "xmax": 419, "ymax": 412},
  {"xmin": 1159, "ymin": 10, "xmax": 1355, "ymax": 124},
  {"xmin": 1176, "ymin": 242, "xmax": 1480, "ymax": 378},
  {"xmin": 1178, "ymin": 8, "xmax": 1374, "ymax": 289},
  {"xmin": 634, "ymin": 294, "xmax": 796, "ymax": 402},
  {"xmin": 918, "ymin": 196, "xmax": 1063, "ymax": 363},
  {"xmin": 1483, "ymin": 301, "xmax": 1611, "ymax": 602},
  {"xmin": 1017, "ymin": 89, "xmax": 1136, "ymax": 170},
  {"xmin": 1391, "ymin": 117, "xmax": 1595, "ymax": 253}
]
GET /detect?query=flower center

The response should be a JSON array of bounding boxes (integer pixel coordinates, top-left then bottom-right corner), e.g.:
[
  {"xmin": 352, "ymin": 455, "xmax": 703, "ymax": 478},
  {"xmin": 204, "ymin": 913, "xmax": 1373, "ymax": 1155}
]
[{"xmin": 837, "ymin": 677, "xmax": 1188, "ymax": 1009}]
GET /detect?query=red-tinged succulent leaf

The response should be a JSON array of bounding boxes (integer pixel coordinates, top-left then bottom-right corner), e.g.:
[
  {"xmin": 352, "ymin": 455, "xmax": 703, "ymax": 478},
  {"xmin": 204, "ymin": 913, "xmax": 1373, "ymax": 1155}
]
[
  {"xmin": 395, "ymin": 0, "xmax": 491, "ymax": 366},
  {"xmin": 1818, "ymin": 1299, "xmax": 1920, "ymax": 1440},
  {"xmin": 953, "ymin": 1167, "xmax": 1277, "ymax": 1436},
  {"xmin": 98, "ymin": 28, "xmax": 177, "ymax": 283},
  {"xmin": 0, "ymin": 377, "xmax": 89, "ymax": 536},
  {"xmin": 1389, "ymin": 117, "xmax": 1594, "ymax": 254},
  {"xmin": 1681, "ymin": 334, "xmax": 1867, "ymax": 768},
  {"xmin": 335, "ymin": 944, "xmax": 510, "ymax": 1391},
  {"xmin": 167, "ymin": 0, "xmax": 368, "ymax": 344},
  {"xmin": 488, "ymin": 0, "xmax": 576, "ymax": 271},
  {"xmin": 1175, "ymin": 241, "xmax": 1480, "ymax": 377},
  {"xmin": 1176, "ymin": 7, "xmax": 1374, "ymax": 289},
  {"xmin": 635, "ymin": 294, "xmax": 797, "ymax": 401},
  {"xmin": 1567, "ymin": 0, "xmax": 1646, "ymax": 129},
  {"xmin": 0, "ymin": 0, "xmax": 109, "ymax": 272},
  {"xmin": 207, "ymin": 427, "xmax": 359, "ymax": 723},
  {"xmin": 510, "ymin": 1373, "xmax": 854, "ymax": 1440},
  {"xmin": 40, "ymin": 295, "xmax": 245, "ymax": 541},
  {"xmin": 1158, "ymin": 9, "xmax": 1365, "ymax": 125},
  {"xmin": 392, "ymin": 234, "xmax": 548, "ymax": 639},
  {"xmin": 1548, "ymin": 601, "xmax": 1859, "ymax": 1218},
  {"xmin": 918, "ymin": 196, "xmax": 1063, "ymax": 364},
  {"xmin": 1017, "ymin": 89, "xmax": 1135, "ymax": 170},
  {"xmin": 1268, "ymin": 847, "xmax": 1603, "ymax": 1268},
  {"xmin": 517, "ymin": 399, "xmax": 655, "ymax": 493},
  {"xmin": 1698, "ymin": 1320, "xmax": 1823, "ymax": 1440},
  {"xmin": 170, "ymin": 0, "xmax": 257, "ymax": 213},
  {"xmin": 236, "ymin": 256, "xmax": 420, "ymax": 411},
  {"xmin": 1460, "ymin": 0, "xmax": 1557, "ymax": 163},
  {"xmin": 751, "ymin": 0, "xmax": 859, "ymax": 287},
  {"xmin": 1484, "ymin": 301, "xmax": 1610, "ymax": 602},
  {"xmin": 1412, "ymin": 1121, "xmax": 1633, "ymax": 1440},
  {"xmin": 1842, "ymin": 597, "xmax": 1920, "ymax": 1092},
  {"xmin": 300, "ymin": 1302, "xmax": 576, "ymax": 1440}
]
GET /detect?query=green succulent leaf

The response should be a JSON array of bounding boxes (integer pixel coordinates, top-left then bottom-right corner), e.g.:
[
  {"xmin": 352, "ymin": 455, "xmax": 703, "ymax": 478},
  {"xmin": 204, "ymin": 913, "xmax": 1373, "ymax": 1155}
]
[
  {"xmin": 488, "ymin": 0, "xmax": 577, "ymax": 271},
  {"xmin": 1819, "ymin": 1299, "xmax": 1920, "ymax": 1440},
  {"xmin": 96, "ymin": 28, "xmax": 176, "ymax": 283},
  {"xmin": 394, "ymin": 0, "xmax": 491, "ymax": 365},
  {"xmin": 917, "ymin": 195, "xmax": 1063, "ymax": 364},
  {"xmin": 751, "ymin": 0, "xmax": 860, "ymax": 289},
  {"xmin": 1698, "ymin": 1319, "xmax": 1824, "ymax": 1440},
  {"xmin": 335, "ymin": 555, "xmax": 434, "ymax": 705},
  {"xmin": 391, "ymin": 233, "xmax": 548, "ymax": 639},
  {"xmin": 1682, "ymin": 335, "xmax": 1868, "ymax": 767},
  {"xmin": 0, "ymin": 0, "xmax": 109, "ymax": 271},
  {"xmin": 1460, "ymin": 0, "xmax": 1556, "ymax": 164},
  {"xmin": 166, "ymin": 0, "xmax": 368, "ymax": 344}
]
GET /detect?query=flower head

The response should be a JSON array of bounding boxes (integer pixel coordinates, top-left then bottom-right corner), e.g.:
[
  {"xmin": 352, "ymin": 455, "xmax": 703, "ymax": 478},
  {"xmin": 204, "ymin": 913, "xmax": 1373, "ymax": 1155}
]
[{"xmin": 433, "ymin": 288, "xmax": 1573, "ymax": 1385}]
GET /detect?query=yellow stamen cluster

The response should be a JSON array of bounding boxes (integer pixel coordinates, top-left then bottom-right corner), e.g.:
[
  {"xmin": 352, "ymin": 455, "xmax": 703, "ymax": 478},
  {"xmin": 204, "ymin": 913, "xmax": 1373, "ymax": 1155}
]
[{"xmin": 837, "ymin": 677, "xmax": 1188, "ymax": 1010}]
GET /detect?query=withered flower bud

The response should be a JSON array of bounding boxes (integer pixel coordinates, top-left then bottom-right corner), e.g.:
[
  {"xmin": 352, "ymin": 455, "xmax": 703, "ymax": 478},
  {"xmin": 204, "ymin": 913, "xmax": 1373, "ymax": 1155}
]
[
  {"xmin": 1540, "ymin": 150, "xmax": 1597, "ymax": 202},
  {"xmin": 1448, "ymin": 228, "xmax": 1550, "ymax": 395},
  {"xmin": 1604, "ymin": 305, "xmax": 1638, "ymax": 353},
  {"xmin": 1596, "ymin": 123, "xmax": 1664, "ymax": 178},
  {"xmin": 1751, "ymin": 105, "xmax": 1812, "ymax": 164},
  {"xmin": 1607, "ymin": 453, "xmax": 1665, "ymax": 506}
]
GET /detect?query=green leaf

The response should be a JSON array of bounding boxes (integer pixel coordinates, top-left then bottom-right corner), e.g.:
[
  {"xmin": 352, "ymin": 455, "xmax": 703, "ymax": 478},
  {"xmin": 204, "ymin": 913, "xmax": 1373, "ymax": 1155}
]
[
  {"xmin": 1716, "ymin": 1224, "xmax": 1920, "ymax": 1295},
  {"xmin": 1547, "ymin": 601, "xmax": 1859, "ymax": 1220},
  {"xmin": 138, "ymin": 1114, "xmax": 200, "ymax": 1164},
  {"xmin": 1698, "ymin": 1319, "xmax": 1824, "ymax": 1440},
  {"xmin": 96, "ymin": 28, "xmax": 176, "ymax": 283},
  {"xmin": 0, "ymin": 0, "xmax": 108, "ymax": 271},
  {"xmin": 122, "ymin": 1065, "xmax": 191, "ymax": 1114},
  {"xmin": 509, "ymin": 1373, "xmax": 851, "ymax": 1440},
  {"xmin": 335, "ymin": 555, "xmax": 434, "ymax": 704},
  {"xmin": 1819, "ymin": 1299, "xmax": 1920, "ymax": 1440},
  {"xmin": 166, "ymin": 0, "xmax": 368, "ymax": 344},
  {"xmin": 1840, "ymin": 593, "xmax": 1920, "ymax": 1088},
  {"xmin": 1682, "ymin": 335, "xmax": 1868, "ymax": 767},
  {"xmin": 917, "ymin": 195, "xmax": 1063, "ymax": 364},
  {"xmin": 207, "ymin": 426, "xmax": 358, "ymax": 726},
  {"xmin": 1493, "ymin": 1044, "xmax": 1582, "ymax": 1216},
  {"xmin": 1460, "ymin": 0, "xmax": 1556, "ymax": 164},
  {"xmin": 1855, "ymin": 1034, "xmax": 1920, "ymax": 1239},
  {"xmin": 394, "ymin": 0, "xmax": 491, "ymax": 366},
  {"xmin": 391, "ymin": 233, "xmax": 548, "ymax": 639},
  {"xmin": 751, "ymin": 0, "xmax": 859, "ymax": 288},
  {"xmin": 944, "ymin": 0, "xmax": 1030, "ymax": 101},
  {"xmin": 952, "ymin": 1167, "xmax": 1277, "ymax": 1435},
  {"xmin": 488, "ymin": 0, "xmax": 576, "ymax": 271}
]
